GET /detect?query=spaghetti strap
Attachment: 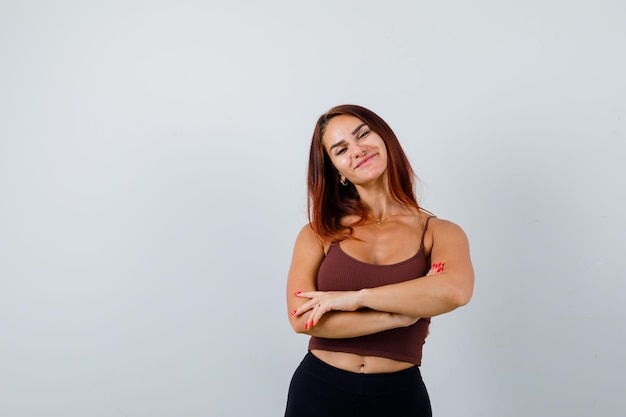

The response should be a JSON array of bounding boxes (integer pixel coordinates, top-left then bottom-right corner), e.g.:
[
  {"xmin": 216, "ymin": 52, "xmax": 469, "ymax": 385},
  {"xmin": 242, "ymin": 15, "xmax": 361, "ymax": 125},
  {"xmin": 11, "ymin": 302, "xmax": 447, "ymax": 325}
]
[{"xmin": 419, "ymin": 215, "xmax": 436, "ymax": 250}]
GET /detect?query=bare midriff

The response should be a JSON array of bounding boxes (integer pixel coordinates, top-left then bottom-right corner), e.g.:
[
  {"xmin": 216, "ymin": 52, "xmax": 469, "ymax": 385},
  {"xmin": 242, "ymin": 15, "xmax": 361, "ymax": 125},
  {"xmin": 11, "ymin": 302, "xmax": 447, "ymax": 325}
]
[{"xmin": 310, "ymin": 349, "xmax": 415, "ymax": 374}]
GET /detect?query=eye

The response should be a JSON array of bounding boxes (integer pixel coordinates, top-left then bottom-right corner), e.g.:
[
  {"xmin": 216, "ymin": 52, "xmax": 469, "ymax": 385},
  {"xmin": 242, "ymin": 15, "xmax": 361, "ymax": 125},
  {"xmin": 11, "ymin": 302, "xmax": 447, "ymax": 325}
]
[
  {"xmin": 335, "ymin": 148, "xmax": 346, "ymax": 155},
  {"xmin": 358, "ymin": 130, "xmax": 371, "ymax": 139}
]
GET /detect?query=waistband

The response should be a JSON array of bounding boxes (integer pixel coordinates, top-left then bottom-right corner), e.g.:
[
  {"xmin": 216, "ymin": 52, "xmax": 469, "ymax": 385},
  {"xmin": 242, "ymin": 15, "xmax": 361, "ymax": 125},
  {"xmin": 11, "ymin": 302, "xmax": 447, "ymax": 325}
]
[{"xmin": 299, "ymin": 351, "xmax": 422, "ymax": 395}]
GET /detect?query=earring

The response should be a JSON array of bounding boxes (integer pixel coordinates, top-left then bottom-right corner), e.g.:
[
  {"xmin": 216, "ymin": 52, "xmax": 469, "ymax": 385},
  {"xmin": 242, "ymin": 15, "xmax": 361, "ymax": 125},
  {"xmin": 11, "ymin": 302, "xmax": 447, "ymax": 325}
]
[{"xmin": 340, "ymin": 176, "xmax": 347, "ymax": 186}]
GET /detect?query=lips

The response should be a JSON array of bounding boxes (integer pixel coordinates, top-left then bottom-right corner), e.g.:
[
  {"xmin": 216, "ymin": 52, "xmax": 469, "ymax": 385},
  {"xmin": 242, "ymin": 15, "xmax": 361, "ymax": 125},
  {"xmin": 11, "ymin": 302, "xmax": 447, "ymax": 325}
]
[{"xmin": 355, "ymin": 153, "xmax": 377, "ymax": 169}]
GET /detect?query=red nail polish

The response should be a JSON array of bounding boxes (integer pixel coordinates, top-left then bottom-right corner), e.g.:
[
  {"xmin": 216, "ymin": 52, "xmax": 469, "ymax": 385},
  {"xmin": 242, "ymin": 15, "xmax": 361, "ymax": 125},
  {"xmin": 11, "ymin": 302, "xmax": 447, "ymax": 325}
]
[
  {"xmin": 295, "ymin": 291, "xmax": 302, "ymax": 295},
  {"xmin": 304, "ymin": 323, "xmax": 309, "ymax": 330},
  {"xmin": 290, "ymin": 310, "xmax": 297, "ymax": 316}
]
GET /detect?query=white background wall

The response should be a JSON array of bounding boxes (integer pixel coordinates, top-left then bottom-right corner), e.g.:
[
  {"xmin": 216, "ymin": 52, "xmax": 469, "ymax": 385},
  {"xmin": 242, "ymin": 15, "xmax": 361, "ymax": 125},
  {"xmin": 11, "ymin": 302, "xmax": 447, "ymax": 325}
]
[{"xmin": 1, "ymin": 1, "xmax": 625, "ymax": 416}]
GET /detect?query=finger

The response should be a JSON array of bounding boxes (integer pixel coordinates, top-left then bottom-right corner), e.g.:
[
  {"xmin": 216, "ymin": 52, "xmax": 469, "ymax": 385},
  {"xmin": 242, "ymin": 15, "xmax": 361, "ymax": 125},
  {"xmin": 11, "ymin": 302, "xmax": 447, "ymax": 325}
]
[
  {"xmin": 290, "ymin": 298, "xmax": 320, "ymax": 317},
  {"xmin": 291, "ymin": 291, "xmax": 324, "ymax": 316},
  {"xmin": 295, "ymin": 290, "xmax": 322, "ymax": 299},
  {"xmin": 308, "ymin": 303, "xmax": 328, "ymax": 329},
  {"xmin": 427, "ymin": 262, "xmax": 444, "ymax": 275},
  {"xmin": 304, "ymin": 309, "xmax": 318, "ymax": 330}
]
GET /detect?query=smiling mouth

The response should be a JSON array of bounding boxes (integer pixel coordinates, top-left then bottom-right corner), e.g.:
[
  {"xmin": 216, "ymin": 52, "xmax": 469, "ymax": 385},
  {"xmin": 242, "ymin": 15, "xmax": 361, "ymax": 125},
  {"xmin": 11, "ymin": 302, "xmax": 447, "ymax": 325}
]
[{"xmin": 355, "ymin": 153, "xmax": 376, "ymax": 169}]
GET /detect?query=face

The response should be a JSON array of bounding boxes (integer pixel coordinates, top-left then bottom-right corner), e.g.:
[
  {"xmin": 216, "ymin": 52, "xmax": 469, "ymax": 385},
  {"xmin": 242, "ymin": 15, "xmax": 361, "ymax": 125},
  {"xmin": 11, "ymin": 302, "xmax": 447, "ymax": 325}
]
[{"xmin": 322, "ymin": 115, "xmax": 388, "ymax": 187}]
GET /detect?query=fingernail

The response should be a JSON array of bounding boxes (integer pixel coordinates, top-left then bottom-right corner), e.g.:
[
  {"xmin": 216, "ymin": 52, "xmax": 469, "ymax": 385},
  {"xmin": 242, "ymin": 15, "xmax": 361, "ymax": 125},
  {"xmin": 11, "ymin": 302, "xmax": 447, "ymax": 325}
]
[
  {"xmin": 295, "ymin": 291, "xmax": 302, "ymax": 295},
  {"xmin": 290, "ymin": 310, "xmax": 297, "ymax": 316},
  {"xmin": 304, "ymin": 323, "xmax": 309, "ymax": 330}
]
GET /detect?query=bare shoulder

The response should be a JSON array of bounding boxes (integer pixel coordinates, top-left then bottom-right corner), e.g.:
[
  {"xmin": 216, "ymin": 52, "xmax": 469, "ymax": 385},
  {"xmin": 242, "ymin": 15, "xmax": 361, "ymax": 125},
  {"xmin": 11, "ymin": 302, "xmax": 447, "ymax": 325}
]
[
  {"xmin": 292, "ymin": 223, "xmax": 326, "ymax": 259},
  {"xmin": 422, "ymin": 215, "xmax": 470, "ymax": 254},
  {"xmin": 429, "ymin": 217, "xmax": 467, "ymax": 237}
]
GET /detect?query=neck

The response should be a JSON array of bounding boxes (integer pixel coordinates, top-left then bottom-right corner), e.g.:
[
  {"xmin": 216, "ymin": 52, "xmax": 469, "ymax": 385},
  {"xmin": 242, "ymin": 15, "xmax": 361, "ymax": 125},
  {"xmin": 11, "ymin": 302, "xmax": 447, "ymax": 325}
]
[
  {"xmin": 361, "ymin": 197, "xmax": 401, "ymax": 224},
  {"xmin": 353, "ymin": 176, "xmax": 404, "ymax": 222}
]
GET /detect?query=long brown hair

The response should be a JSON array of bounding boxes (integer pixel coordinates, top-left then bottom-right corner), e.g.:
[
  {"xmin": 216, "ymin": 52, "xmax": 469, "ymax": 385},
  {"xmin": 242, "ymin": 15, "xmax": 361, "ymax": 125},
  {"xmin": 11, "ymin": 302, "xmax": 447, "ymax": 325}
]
[{"xmin": 307, "ymin": 104, "xmax": 420, "ymax": 241}]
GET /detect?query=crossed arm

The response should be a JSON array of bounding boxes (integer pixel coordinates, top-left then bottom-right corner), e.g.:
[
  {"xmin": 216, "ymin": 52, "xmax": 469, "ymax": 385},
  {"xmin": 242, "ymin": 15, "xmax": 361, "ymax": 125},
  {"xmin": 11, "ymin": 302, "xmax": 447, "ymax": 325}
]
[{"xmin": 285, "ymin": 218, "xmax": 474, "ymax": 338}]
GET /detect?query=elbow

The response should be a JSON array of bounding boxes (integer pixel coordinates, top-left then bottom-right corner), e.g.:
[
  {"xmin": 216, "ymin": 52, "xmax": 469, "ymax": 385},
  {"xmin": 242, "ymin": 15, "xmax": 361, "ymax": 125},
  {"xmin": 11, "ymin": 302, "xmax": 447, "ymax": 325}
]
[
  {"xmin": 446, "ymin": 271, "xmax": 474, "ymax": 308},
  {"xmin": 454, "ymin": 290, "xmax": 472, "ymax": 307},
  {"xmin": 440, "ymin": 278, "xmax": 473, "ymax": 309},
  {"xmin": 289, "ymin": 322, "xmax": 303, "ymax": 334},
  {"xmin": 294, "ymin": 326, "xmax": 309, "ymax": 335},
  {"xmin": 450, "ymin": 286, "xmax": 473, "ymax": 308},
  {"xmin": 289, "ymin": 318, "xmax": 310, "ymax": 335}
]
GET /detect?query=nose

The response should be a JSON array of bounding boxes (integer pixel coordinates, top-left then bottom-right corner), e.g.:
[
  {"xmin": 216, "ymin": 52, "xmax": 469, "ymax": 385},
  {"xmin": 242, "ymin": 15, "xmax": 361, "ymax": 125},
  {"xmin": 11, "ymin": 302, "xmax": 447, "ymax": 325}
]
[{"xmin": 351, "ymin": 142, "xmax": 366, "ymax": 158}]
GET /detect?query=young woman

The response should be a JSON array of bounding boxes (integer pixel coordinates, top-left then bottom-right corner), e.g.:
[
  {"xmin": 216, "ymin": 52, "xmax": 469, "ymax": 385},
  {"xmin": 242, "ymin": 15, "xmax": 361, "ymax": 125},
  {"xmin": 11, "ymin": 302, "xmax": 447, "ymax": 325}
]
[{"xmin": 284, "ymin": 104, "xmax": 474, "ymax": 417}]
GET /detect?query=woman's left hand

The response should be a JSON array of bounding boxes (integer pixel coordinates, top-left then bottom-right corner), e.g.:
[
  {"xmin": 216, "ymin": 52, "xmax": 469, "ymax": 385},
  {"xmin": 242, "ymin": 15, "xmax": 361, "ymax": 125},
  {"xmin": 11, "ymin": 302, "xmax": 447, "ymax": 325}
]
[{"xmin": 292, "ymin": 290, "xmax": 363, "ymax": 330}]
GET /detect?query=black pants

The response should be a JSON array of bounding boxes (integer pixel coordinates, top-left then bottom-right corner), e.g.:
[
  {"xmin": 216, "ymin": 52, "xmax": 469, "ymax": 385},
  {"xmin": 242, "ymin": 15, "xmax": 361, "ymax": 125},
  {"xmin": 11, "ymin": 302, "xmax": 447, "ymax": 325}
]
[{"xmin": 284, "ymin": 352, "xmax": 432, "ymax": 417}]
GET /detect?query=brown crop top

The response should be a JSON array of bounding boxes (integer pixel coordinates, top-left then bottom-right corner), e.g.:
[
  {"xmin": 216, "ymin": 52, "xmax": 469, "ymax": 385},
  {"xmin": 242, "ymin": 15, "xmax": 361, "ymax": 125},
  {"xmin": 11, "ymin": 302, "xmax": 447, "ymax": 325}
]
[{"xmin": 308, "ymin": 216, "xmax": 434, "ymax": 365}]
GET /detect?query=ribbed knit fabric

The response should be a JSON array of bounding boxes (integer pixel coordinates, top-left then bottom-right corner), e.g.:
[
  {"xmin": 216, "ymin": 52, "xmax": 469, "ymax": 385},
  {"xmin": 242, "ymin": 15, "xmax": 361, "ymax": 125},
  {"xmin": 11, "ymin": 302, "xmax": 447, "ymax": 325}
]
[{"xmin": 308, "ymin": 223, "xmax": 432, "ymax": 365}]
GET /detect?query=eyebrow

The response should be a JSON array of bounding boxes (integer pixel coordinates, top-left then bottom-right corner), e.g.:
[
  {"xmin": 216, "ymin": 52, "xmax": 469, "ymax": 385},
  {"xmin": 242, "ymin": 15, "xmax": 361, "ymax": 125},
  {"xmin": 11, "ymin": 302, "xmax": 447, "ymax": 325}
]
[
  {"xmin": 329, "ymin": 140, "xmax": 346, "ymax": 153},
  {"xmin": 351, "ymin": 123, "xmax": 367, "ymax": 135},
  {"xmin": 329, "ymin": 123, "xmax": 368, "ymax": 152}
]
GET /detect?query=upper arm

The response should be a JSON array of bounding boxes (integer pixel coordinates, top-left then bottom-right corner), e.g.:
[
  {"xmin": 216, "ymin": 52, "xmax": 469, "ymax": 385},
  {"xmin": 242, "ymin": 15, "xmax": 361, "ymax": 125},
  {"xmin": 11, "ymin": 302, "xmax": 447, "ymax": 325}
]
[
  {"xmin": 286, "ymin": 224, "xmax": 326, "ymax": 330},
  {"xmin": 428, "ymin": 218, "xmax": 474, "ymax": 306}
]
